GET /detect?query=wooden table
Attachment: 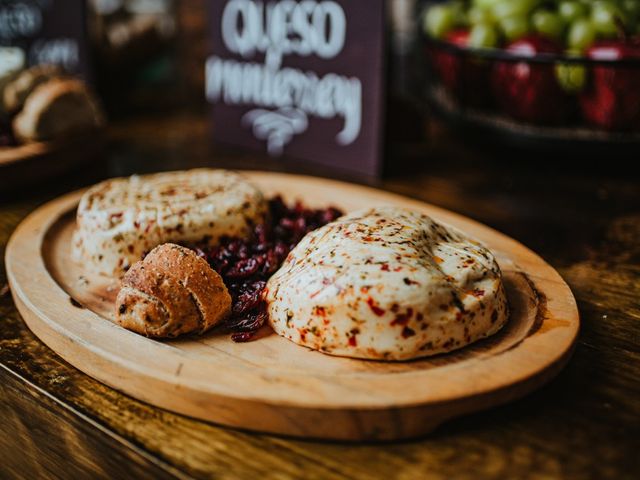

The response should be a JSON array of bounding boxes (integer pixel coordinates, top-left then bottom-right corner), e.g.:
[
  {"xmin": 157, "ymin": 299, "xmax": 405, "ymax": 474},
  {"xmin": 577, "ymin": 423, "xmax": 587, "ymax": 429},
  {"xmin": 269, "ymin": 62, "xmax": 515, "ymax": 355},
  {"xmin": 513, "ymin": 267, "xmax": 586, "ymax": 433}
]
[{"xmin": 1, "ymin": 115, "xmax": 638, "ymax": 479}]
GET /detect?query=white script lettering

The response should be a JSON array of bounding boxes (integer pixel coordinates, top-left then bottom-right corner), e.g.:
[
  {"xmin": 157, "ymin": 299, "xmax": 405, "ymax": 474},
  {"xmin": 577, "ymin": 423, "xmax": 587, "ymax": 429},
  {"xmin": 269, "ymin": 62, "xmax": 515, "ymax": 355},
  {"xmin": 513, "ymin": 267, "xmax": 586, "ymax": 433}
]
[{"xmin": 208, "ymin": 0, "xmax": 362, "ymax": 155}]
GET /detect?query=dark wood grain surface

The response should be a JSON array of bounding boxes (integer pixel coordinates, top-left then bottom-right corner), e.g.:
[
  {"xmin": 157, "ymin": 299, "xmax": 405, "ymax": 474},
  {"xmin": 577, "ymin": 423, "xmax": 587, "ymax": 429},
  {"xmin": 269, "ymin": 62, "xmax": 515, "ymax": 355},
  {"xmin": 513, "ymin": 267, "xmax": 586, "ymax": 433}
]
[{"xmin": 1, "ymin": 114, "xmax": 638, "ymax": 480}]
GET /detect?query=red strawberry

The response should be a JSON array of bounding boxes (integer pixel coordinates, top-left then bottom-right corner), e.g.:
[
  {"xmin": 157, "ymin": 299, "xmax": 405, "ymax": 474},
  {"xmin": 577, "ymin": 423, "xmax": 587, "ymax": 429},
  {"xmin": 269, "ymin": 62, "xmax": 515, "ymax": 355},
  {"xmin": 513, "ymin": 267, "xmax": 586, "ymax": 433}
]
[
  {"xmin": 492, "ymin": 35, "xmax": 570, "ymax": 124},
  {"xmin": 579, "ymin": 40, "xmax": 640, "ymax": 131},
  {"xmin": 430, "ymin": 29, "xmax": 492, "ymax": 108}
]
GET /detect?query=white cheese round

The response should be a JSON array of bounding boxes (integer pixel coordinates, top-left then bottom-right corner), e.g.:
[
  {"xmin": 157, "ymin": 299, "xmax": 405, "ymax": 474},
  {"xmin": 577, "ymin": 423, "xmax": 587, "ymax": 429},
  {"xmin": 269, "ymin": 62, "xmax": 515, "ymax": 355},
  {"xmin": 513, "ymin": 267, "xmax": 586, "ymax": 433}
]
[
  {"xmin": 72, "ymin": 169, "xmax": 267, "ymax": 276},
  {"xmin": 265, "ymin": 207, "xmax": 509, "ymax": 360}
]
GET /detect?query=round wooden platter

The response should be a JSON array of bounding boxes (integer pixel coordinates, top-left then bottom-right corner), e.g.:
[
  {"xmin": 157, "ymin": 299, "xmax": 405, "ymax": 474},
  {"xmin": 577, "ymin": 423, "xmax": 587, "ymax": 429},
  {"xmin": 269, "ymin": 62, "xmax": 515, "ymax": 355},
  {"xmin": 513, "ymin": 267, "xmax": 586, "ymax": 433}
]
[
  {"xmin": 0, "ymin": 132, "xmax": 103, "ymax": 192},
  {"xmin": 5, "ymin": 171, "xmax": 579, "ymax": 441}
]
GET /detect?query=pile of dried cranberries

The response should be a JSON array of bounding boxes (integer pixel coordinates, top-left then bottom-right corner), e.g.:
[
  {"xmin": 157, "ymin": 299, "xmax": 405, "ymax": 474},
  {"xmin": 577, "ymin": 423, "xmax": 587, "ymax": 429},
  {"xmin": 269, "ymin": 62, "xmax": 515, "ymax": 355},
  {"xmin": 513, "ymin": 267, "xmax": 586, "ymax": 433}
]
[
  {"xmin": 192, "ymin": 196, "xmax": 342, "ymax": 342},
  {"xmin": 0, "ymin": 119, "xmax": 16, "ymax": 147}
]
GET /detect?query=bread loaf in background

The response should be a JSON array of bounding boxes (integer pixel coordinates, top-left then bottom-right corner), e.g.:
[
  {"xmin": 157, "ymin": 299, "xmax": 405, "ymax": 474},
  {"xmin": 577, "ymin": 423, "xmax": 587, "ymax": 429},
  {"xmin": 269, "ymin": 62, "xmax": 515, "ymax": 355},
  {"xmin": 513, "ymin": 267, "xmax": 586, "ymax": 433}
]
[
  {"xmin": 1, "ymin": 63, "xmax": 104, "ymax": 147},
  {"xmin": 1, "ymin": 64, "xmax": 61, "ymax": 114},
  {"xmin": 13, "ymin": 78, "xmax": 104, "ymax": 143}
]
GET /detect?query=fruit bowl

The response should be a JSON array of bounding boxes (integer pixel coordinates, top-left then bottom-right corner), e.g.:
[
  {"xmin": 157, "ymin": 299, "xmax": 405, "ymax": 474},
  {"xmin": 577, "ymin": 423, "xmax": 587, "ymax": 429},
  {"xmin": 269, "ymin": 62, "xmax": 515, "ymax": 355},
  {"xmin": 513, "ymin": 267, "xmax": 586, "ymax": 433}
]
[{"xmin": 420, "ymin": 0, "xmax": 640, "ymax": 148}]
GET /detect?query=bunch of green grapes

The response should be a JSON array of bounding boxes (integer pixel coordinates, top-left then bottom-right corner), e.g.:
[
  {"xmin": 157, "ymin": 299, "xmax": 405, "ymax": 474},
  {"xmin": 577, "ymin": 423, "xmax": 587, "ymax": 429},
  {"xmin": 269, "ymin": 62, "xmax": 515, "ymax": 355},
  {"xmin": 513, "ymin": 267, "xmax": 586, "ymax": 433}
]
[{"xmin": 423, "ymin": 0, "xmax": 640, "ymax": 52}]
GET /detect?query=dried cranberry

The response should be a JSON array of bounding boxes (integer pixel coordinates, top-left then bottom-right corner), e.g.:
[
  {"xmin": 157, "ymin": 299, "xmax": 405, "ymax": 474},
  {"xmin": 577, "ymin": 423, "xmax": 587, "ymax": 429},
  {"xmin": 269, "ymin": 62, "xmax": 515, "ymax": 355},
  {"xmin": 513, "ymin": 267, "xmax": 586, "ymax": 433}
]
[
  {"xmin": 294, "ymin": 217, "xmax": 306, "ymax": 234},
  {"xmin": 211, "ymin": 258, "xmax": 229, "ymax": 274},
  {"xmin": 187, "ymin": 196, "xmax": 342, "ymax": 342},
  {"xmin": 274, "ymin": 241, "xmax": 288, "ymax": 260},
  {"xmin": 261, "ymin": 249, "xmax": 279, "ymax": 275},
  {"xmin": 232, "ymin": 291, "xmax": 261, "ymax": 315},
  {"xmin": 254, "ymin": 223, "xmax": 270, "ymax": 245},
  {"xmin": 269, "ymin": 196, "xmax": 288, "ymax": 218},
  {"xmin": 273, "ymin": 225, "xmax": 287, "ymax": 239},
  {"xmin": 225, "ymin": 257, "xmax": 260, "ymax": 278},
  {"xmin": 279, "ymin": 217, "xmax": 295, "ymax": 230},
  {"xmin": 227, "ymin": 310, "xmax": 268, "ymax": 336},
  {"xmin": 230, "ymin": 331, "xmax": 254, "ymax": 342},
  {"xmin": 321, "ymin": 207, "xmax": 342, "ymax": 224}
]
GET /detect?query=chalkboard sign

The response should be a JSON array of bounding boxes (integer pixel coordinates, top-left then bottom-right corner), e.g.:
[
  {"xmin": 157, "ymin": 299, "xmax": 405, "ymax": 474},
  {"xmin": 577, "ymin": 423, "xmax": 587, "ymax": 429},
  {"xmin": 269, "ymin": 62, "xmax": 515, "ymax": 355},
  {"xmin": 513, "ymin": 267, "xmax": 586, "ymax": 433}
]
[
  {"xmin": 0, "ymin": 0, "xmax": 89, "ymax": 78},
  {"xmin": 206, "ymin": 0, "xmax": 386, "ymax": 177}
]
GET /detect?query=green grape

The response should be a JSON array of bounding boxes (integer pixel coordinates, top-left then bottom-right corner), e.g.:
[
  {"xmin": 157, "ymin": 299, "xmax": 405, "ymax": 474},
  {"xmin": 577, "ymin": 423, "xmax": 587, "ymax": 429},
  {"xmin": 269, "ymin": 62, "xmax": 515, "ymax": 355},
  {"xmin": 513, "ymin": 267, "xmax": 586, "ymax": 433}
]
[
  {"xmin": 621, "ymin": 0, "xmax": 640, "ymax": 17},
  {"xmin": 532, "ymin": 10, "xmax": 566, "ymax": 39},
  {"xmin": 468, "ymin": 22, "xmax": 499, "ymax": 48},
  {"xmin": 591, "ymin": 1, "xmax": 626, "ymax": 36},
  {"xmin": 567, "ymin": 18, "xmax": 597, "ymax": 51},
  {"xmin": 492, "ymin": 0, "xmax": 541, "ymax": 20},
  {"xmin": 555, "ymin": 63, "xmax": 587, "ymax": 93},
  {"xmin": 621, "ymin": 0, "xmax": 640, "ymax": 27},
  {"xmin": 473, "ymin": 0, "xmax": 502, "ymax": 9},
  {"xmin": 555, "ymin": 51, "xmax": 587, "ymax": 94},
  {"xmin": 423, "ymin": 5, "xmax": 457, "ymax": 39},
  {"xmin": 558, "ymin": 1, "xmax": 588, "ymax": 23},
  {"xmin": 446, "ymin": 1, "xmax": 467, "ymax": 23},
  {"xmin": 468, "ymin": 6, "xmax": 495, "ymax": 25},
  {"xmin": 499, "ymin": 15, "xmax": 531, "ymax": 41}
]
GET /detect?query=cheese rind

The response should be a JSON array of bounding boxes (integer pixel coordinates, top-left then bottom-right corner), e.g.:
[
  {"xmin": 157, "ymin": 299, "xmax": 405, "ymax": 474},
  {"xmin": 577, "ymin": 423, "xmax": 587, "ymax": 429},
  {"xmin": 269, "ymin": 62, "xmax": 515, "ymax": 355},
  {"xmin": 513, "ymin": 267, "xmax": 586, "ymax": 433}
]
[
  {"xmin": 73, "ymin": 169, "xmax": 267, "ymax": 276},
  {"xmin": 265, "ymin": 207, "xmax": 509, "ymax": 360}
]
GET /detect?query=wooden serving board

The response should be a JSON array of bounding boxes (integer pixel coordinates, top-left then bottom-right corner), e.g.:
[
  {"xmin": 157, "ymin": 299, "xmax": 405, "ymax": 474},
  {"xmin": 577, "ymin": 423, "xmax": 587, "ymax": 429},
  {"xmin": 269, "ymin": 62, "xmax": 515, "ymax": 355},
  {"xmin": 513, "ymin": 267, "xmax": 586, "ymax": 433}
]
[{"xmin": 5, "ymin": 171, "xmax": 579, "ymax": 441}]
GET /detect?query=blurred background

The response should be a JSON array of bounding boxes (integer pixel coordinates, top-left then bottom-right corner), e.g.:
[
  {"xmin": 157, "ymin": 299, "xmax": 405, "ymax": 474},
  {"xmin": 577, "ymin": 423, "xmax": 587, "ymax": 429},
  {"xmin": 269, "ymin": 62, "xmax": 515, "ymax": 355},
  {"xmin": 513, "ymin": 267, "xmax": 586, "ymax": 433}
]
[
  {"xmin": 2, "ymin": 4, "xmax": 639, "ymax": 479},
  {"xmin": 2, "ymin": 0, "xmax": 640, "ymax": 194}
]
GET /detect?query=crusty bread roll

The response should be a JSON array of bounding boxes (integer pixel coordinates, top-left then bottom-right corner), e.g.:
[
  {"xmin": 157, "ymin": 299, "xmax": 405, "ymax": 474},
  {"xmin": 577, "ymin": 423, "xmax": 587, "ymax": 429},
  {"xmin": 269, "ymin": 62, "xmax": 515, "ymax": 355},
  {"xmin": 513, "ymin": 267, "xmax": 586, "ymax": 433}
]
[
  {"xmin": 2, "ymin": 64, "xmax": 61, "ymax": 114},
  {"xmin": 12, "ymin": 78, "xmax": 103, "ymax": 143},
  {"xmin": 116, "ymin": 243, "xmax": 231, "ymax": 338},
  {"xmin": 0, "ymin": 48, "xmax": 24, "ymax": 117}
]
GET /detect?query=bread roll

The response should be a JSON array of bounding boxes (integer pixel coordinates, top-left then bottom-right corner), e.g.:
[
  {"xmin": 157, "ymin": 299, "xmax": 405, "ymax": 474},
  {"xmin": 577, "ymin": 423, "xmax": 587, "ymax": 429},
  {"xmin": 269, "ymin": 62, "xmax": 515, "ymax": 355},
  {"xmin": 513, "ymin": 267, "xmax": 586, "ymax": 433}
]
[
  {"xmin": 12, "ymin": 78, "xmax": 103, "ymax": 143},
  {"xmin": 2, "ymin": 64, "xmax": 61, "ymax": 114},
  {"xmin": 116, "ymin": 243, "xmax": 231, "ymax": 338},
  {"xmin": 0, "ymin": 47, "xmax": 25, "ymax": 116}
]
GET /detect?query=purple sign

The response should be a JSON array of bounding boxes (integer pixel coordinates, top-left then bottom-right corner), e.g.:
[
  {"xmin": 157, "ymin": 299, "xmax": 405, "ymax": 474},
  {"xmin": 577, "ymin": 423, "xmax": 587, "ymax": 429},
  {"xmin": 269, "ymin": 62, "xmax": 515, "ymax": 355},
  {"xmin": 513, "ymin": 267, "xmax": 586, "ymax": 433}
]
[
  {"xmin": 206, "ymin": 0, "xmax": 386, "ymax": 177},
  {"xmin": 0, "ymin": 0, "xmax": 89, "ymax": 78}
]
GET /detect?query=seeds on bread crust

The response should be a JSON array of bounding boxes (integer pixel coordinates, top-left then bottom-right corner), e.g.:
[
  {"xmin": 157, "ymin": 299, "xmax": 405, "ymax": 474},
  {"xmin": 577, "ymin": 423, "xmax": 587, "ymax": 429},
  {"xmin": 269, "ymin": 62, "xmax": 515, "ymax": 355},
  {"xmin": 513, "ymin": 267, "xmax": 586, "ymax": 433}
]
[{"xmin": 115, "ymin": 243, "xmax": 231, "ymax": 338}]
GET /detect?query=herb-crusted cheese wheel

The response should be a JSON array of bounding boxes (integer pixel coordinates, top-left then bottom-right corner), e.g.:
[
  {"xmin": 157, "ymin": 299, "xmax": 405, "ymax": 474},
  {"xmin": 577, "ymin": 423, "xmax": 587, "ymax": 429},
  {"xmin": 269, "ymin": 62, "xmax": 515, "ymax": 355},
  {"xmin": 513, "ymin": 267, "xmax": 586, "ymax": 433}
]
[
  {"xmin": 73, "ymin": 169, "xmax": 268, "ymax": 276},
  {"xmin": 265, "ymin": 207, "xmax": 509, "ymax": 360}
]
